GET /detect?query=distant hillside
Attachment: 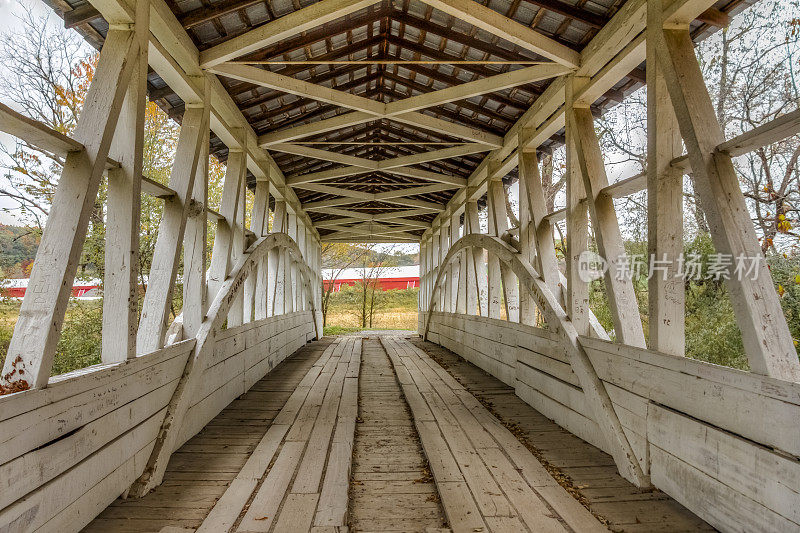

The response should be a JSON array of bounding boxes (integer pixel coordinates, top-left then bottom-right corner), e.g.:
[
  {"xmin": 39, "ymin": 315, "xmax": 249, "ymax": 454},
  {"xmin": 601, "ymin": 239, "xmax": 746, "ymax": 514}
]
[
  {"xmin": 0, "ymin": 225, "xmax": 40, "ymax": 278},
  {"xmin": 373, "ymin": 250, "xmax": 418, "ymax": 266}
]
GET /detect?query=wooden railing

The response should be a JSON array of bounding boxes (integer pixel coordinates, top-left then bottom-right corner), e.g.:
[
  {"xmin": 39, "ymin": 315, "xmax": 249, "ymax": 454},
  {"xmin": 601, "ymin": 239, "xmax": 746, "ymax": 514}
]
[
  {"xmin": 425, "ymin": 311, "xmax": 800, "ymax": 533},
  {"xmin": 0, "ymin": 233, "xmax": 319, "ymax": 532}
]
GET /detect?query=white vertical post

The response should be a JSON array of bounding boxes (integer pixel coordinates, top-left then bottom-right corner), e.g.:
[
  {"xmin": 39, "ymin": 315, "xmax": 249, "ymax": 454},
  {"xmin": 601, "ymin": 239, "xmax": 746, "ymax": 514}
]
[
  {"xmin": 646, "ymin": 2, "xmax": 686, "ymax": 357},
  {"xmin": 248, "ymin": 180, "xmax": 270, "ymax": 321},
  {"xmin": 455, "ymin": 215, "xmax": 467, "ymax": 314},
  {"xmin": 565, "ymin": 76, "xmax": 591, "ymax": 336},
  {"xmin": 487, "ymin": 178, "xmax": 519, "ymax": 322},
  {"xmin": 315, "ymin": 236, "xmax": 323, "ymax": 336},
  {"xmin": 137, "ymin": 99, "xmax": 209, "ymax": 355},
  {"xmin": 517, "ymin": 149, "xmax": 537, "ymax": 327},
  {"xmin": 519, "ymin": 145, "xmax": 561, "ymax": 298},
  {"xmin": 102, "ymin": 9, "xmax": 148, "ymax": 363},
  {"xmin": 422, "ymin": 234, "xmax": 433, "ymax": 314},
  {"xmin": 182, "ymin": 124, "xmax": 209, "ymax": 338},
  {"xmin": 226, "ymin": 172, "xmax": 246, "ymax": 328},
  {"xmin": 418, "ymin": 238, "xmax": 423, "ymax": 330},
  {"xmin": 208, "ymin": 150, "xmax": 245, "ymax": 301},
  {"xmin": 431, "ymin": 223, "xmax": 440, "ymax": 313},
  {"xmin": 286, "ymin": 211, "xmax": 297, "ymax": 313},
  {"xmin": 466, "ymin": 200, "xmax": 488, "ymax": 316},
  {"xmin": 270, "ymin": 200, "xmax": 287, "ymax": 316},
  {"xmin": 440, "ymin": 219, "xmax": 450, "ymax": 312},
  {"xmin": 485, "ymin": 187, "xmax": 503, "ymax": 319},
  {"xmin": 295, "ymin": 218, "xmax": 306, "ymax": 311},
  {"xmin": 449, "ymin": 214, "xmax": 461, "ymax": 313}
]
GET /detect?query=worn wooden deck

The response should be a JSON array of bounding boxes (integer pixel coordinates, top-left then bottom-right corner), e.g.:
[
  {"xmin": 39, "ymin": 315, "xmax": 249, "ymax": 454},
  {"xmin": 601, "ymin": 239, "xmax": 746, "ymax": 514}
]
[
  {"xmin": 410, "ymin": 337, "xmax": 715, "ymax": 533},
  {"xmin": 85, "ymin": 335, "xmax": 710, "ymax": 533}
]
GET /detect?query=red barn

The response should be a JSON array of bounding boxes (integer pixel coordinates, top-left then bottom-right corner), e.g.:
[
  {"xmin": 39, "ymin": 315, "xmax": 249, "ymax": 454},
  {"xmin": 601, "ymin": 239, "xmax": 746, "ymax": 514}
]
[
  {"xmin": 0, "ymin": 278, "xmax": 102, "ymax": 299},
  {"xmin": 322, "ymin": 265, "xmax": 419, "ymax": 292}
]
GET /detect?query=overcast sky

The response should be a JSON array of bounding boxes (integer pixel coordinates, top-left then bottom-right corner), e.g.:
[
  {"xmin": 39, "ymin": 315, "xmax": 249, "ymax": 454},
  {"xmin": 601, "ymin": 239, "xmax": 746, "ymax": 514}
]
[{"xmin": 0, "ymin": 0, "xmax": 71, "ymax": 224}]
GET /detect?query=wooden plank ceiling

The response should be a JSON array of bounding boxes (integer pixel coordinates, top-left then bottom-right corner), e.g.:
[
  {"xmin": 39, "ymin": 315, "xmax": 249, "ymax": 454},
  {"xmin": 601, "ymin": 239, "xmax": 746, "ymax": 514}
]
[{"xmin": 50, "ymin": 0, "xmax": 744, "ymax": 241}]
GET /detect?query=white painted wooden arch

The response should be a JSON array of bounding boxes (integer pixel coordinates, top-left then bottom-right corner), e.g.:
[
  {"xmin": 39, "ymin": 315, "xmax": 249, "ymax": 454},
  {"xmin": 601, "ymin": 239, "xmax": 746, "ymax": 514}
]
[
  {"xmin": 422, "ymin": 232, "xmax": 648, "ymax": 487},
  {"xmin": 131, "ymin": 231, "xmax": 321, "ymax": 496}
]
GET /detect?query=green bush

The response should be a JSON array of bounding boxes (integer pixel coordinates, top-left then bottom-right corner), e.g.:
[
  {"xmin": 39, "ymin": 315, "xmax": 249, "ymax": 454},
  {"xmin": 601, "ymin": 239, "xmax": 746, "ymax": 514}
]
[
  {"xmin": 0, "ymin": 299, "xmax": 104, "ymax": 377},
  {"xmin": 587, "ymin": 233, "xmax": 800, "ymax": 371}
]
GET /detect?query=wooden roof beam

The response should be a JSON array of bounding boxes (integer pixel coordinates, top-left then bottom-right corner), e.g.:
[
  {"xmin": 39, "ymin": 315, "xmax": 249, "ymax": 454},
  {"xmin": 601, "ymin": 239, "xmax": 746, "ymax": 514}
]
[
  {"xmin": 303, "ymin": 195, "xmax": 445, "ymax": 211},
  {"xmin": 229, "ymin": 37, "xmax": 384, "ymax": 100},
  {"xmin": 279, "ymin": 143, "xmax": 485, "ymax": 182},
  {"xmin": 269, "ymin": 143, "xmax": 380, "ymax": 168},
  {"xmin": 384, "ymin": 63, "xmax": 570, "ymax": 115},
  {"xmin": 237, "ymin": 4, "xmax": 392, "ymax": 62},
  {"xmin": 212, "ymin": 62, "xmax": 523, "ymax": 147},
  {"xmin": 315, "ymin": 216, "xmax": 430, "ymax": 229},
  {"xmin": 315, "ymin": 206, "xmax": 434, "ymax": 220},
  {"xmin": 520, "ymin": 0, "xmax": 607, "ymax": 29},
  {"xmin": 324, "ymin": 226, "xmax": 421, "ymax": 240},
  {"xmin": 391, "ymin": 11, "xmax": 542, "ymax": 63},
  {"xmin": 181, "ymin": 0, "xmax": 266, "ymax": 29},
  {"xmin": 415, "ymin": 0, "xmax": 581, "ymax": 68},
  {"xmin": 293, "ymin": 182, "xmax": 457, "ymax": 200},
  {"xmin": 240, "ymin": 69, "xmax": 381, "ymax": 119},
  {"xmin": 64, "ymin": 3, "xmax": 102, "ymax": 29},
  {"xmin": 380, "ymin": 72, "xmax": 518, "ymax": 127},
  {"xmin": 386, "ymin": 63, "xmax": 535, "ymax": 110},
  {"xmin": 327, "ymin": 220, "xmax": 425, "ymax": 237},
  {"xmin": 199, "ymin": 0, "xmax": 383, "ymax": 68}
]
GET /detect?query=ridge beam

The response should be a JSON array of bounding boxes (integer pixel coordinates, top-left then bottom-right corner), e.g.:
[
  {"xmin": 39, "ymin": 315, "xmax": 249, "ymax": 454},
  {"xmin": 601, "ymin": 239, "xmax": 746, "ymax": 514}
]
[
  {"xmin": 286, "ymin": 166, "xmax": 373, "ymax": 185},
  {"xmin": 268, "ymin": 143, "xmax": 379, "ymax": 169},
  {"xmin": 315, "ymin": 216, "xmax": 430, "ymax": 229}
]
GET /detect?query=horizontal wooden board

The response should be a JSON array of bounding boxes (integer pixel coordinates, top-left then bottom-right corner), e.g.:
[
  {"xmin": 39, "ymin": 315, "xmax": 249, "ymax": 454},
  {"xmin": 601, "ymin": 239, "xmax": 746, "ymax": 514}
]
[
  {"xmin": 648, "ymin": 404, "xmax": 800, "ymax": 527},
  {"xmin": 581, "ymin": 336, "xmax": 800, "ymax": 457}
]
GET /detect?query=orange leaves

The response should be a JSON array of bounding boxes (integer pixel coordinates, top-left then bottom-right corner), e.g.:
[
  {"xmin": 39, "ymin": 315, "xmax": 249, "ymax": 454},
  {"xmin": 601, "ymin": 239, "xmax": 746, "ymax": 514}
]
[{"xmin": 52, "ymin": 53, "xmax": 98, "ymax": 133}]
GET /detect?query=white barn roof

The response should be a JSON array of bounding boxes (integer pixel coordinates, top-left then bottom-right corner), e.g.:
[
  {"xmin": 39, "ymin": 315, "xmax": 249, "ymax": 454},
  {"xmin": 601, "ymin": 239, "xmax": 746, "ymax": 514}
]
[{"xmin": 322, "ymin": 265, "xmax": 419, "ymax": 281}]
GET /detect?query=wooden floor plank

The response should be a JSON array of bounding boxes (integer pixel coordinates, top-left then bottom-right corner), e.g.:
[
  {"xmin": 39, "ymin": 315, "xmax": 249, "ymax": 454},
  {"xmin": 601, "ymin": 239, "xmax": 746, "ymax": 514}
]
[
  {"xmin": 411, "ymin": 336, "xmax": 715, "ymax": 533},
  {"xmin": 349, "ymin": 336, "xmax": 447, "ymax": 532},
  {"xmin": 384, "ymin": 336, "xmax": 606, "ymax": 533},
  {"xmin": 238, "ymin": 440, "xmax": 307, "ymax": 532},
  {"xmin": 84, "ymin": 339, "xmax": 331, "ymax": 533},
  {"xmin": 197, "ymin": 336, "xmax": 361, "ymax": 533},
  {"xmin": 82, "ymin": 334, "xmax": 714, "ymax": 533}
]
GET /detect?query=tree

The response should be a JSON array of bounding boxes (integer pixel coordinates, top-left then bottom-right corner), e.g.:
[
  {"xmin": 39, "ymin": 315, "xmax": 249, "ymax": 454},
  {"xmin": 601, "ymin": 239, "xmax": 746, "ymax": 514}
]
[
  {"xmin": 0, "ymin": 7, "xmax": 95, "ymax": 229},
  {"xmin": 592, "ymin": 1, "xmax": 800, "ymax": 248},
  {"xmin": 320, "ymin": 242, "xmax": 369, "ymax": 326},
  {"xmin": 700, "ymin": 2, "xmax": 800, "ymax": 253},
  {"xmin": 0, "ymin": 6, "xmax": 225, "ymax": 293},
  {"xmin": 354, "ymin": 247, "xmax": 398, "ymax": 328}
]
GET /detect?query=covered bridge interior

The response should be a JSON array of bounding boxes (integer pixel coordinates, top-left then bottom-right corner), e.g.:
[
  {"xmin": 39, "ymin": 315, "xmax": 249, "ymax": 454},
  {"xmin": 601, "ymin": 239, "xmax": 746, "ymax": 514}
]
[{"xmin": 0, "ymin": 0, "xmax": 798, "ymax": 531}]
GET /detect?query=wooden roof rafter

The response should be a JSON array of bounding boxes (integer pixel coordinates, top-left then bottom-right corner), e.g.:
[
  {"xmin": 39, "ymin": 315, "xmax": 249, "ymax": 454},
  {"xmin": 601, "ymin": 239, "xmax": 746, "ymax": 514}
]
[{"xmin": 52, "ymin": 0, "xmax": 745, "ymax": 240}]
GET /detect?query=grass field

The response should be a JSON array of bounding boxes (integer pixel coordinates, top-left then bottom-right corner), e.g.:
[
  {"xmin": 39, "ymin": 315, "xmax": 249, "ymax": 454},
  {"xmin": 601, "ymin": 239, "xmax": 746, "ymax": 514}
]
[
  {"xmin": 323, "ymin": 287, "xmax": 419, "ymax": 334},
  {"xmin": 0, "ymin": 287, "xmax": 421, "ymax": 378}
]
